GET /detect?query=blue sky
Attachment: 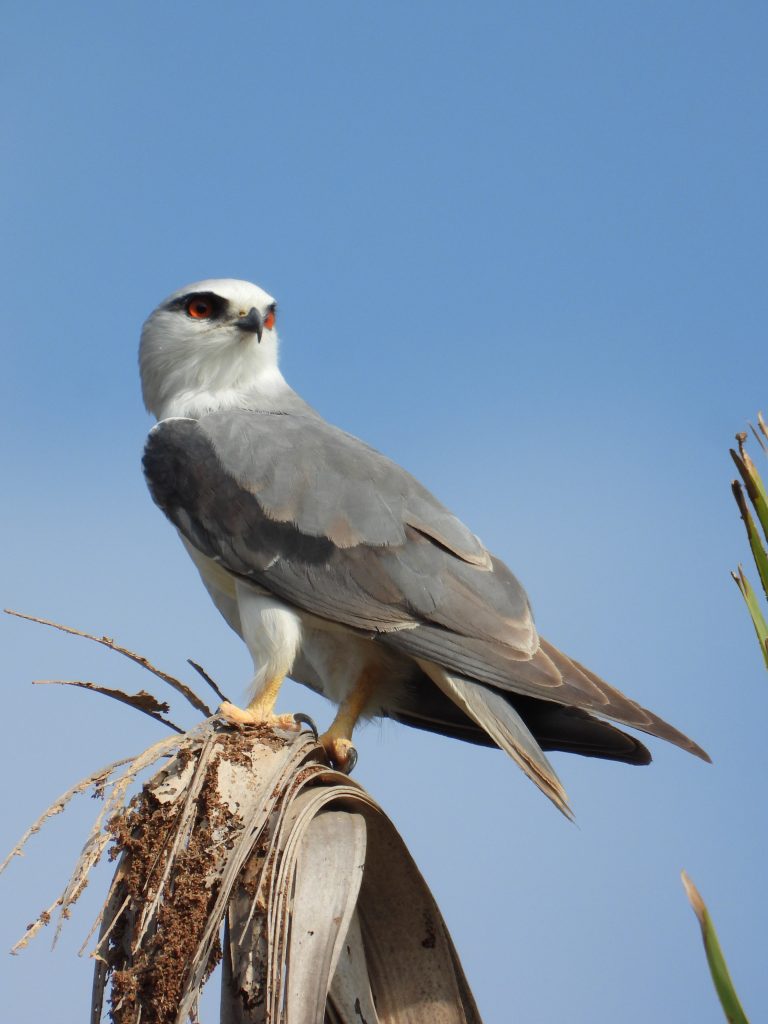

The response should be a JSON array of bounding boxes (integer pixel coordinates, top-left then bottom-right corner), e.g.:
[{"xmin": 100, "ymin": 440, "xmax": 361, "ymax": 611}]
[{"xmin": 2, "ymin": 2, "xmax": 766, "ymax": 1020}]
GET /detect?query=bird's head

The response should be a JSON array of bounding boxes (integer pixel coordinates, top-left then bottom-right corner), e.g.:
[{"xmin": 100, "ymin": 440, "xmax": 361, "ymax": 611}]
[{"xmin": 139, "ymin": 278, "xmax": 284, "ymax": 419}]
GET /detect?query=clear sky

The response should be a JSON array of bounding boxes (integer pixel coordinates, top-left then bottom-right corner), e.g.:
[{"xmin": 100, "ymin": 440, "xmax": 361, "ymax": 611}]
[{"xmin": 2, "ymin": 2, "xmax": 766, "ymax": 1021}]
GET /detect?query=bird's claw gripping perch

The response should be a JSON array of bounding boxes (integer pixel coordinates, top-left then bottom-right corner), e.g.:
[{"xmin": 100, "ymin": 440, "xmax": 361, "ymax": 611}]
[
  {"xmin": 293, "ymin": 712, "xmax": 319, "ymax": 740},
  {"xmin": 342, "ymin": 745, "xmax": 358, "ymax": 775}
]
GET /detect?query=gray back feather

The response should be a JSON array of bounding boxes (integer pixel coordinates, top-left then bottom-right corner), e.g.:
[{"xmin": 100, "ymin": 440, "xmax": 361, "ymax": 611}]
[{"xmin": 199, "ymin": 409, "xmax": 492, "ymax": 564}]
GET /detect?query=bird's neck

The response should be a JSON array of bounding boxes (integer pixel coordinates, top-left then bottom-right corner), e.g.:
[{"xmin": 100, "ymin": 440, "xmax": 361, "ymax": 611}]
[{"xmin": 155, "ymin": 365, "xmax": 304, "ymax": 420}]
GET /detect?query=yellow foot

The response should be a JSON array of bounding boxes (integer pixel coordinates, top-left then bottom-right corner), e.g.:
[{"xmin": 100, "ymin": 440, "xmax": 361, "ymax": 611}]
[
  {"xmin": 318, "ymin": 732, "xmax": 358, "ymax": 774},
  {"xmin": 217, "ymin": 701, "xmax": 300, "ymax": 732}
]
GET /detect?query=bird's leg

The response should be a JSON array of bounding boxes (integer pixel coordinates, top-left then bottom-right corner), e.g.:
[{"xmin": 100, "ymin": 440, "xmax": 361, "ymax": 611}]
[
  {"xmin": 318, "ymin": 668, "xmax": 377, "ymax": 772},
  {"xmin": 218, "ymin": 674, "xmax": 299, "ymax": 732},
  {"xmin": 218, "ymin": 589, "xmax": 303, "ymax": 732}
]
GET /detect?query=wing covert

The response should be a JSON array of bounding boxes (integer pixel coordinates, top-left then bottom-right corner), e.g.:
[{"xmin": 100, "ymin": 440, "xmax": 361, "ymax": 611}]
[
  {"xmin": 197, "ymin": 408, "xmax": 492, "ymax": 566},
  {"xmin": 143, "ymin": 413, "xmax": 538, "ymax": 652}
]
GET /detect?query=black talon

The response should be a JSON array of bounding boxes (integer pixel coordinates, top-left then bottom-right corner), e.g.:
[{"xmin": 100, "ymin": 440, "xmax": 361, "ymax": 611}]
[
  {"xmin": 293, "ymin": 712, "xmax": 319, "ymax": 740},
  {"xmin": 342, "ymin": 746, "xmax": 358, "ymax": 775}
]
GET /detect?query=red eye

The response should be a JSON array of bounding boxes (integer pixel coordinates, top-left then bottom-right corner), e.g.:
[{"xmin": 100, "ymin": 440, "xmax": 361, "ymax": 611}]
[
  {"xmin": 186, "ymin": 297, "xmax": 213, "ymax": 319},
  {"xmin": 264, "ymin": 309, "xmax": 276, "ymax": 331}
]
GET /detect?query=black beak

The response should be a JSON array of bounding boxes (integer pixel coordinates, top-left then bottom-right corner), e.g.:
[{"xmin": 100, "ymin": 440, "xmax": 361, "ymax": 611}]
[{"xmin": 234, "ymin": 307, "xmax": 264, "ymax": 342}]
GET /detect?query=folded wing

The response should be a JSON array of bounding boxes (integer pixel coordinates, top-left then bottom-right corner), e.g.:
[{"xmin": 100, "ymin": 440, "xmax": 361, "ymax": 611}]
[{"xmin": 143, "ymin": 411, "xmax": 709, "ymax": 814}]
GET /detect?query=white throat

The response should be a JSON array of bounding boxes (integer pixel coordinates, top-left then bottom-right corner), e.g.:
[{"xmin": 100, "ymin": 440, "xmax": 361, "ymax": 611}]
[
  {"xmin": 156, "ymin": 362, "xmax": 290, "ymax": 420},
  {"xmin": 141, "ymin": 318, "xmax": 291, "ymax": 420}
]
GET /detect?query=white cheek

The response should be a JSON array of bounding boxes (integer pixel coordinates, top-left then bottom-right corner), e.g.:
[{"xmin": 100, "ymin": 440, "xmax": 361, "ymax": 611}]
[{"xmin": 141, "ymin": 311, "xmax": 285, "ymax": 419}]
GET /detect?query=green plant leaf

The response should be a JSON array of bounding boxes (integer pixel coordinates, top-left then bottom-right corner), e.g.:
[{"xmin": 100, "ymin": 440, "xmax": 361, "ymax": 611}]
[
  {"xmin": 731, "ymin": 567, "xmax": 768, "ymax": 669},
  {"xmin": 681, "ymin": 871, "xmax": 750, "ymax": 1024},
  {"xmin": 730, "ymin": 439, "xmax": 768, "ymax": 543},
  {"xmin": 731, "ymin": 481, "xmax": 768, "ymax": 601}
]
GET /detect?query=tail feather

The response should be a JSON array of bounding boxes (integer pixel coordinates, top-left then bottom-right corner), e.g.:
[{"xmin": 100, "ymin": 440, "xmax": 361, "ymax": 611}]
[
  {"xmin": 383, "ymin": 626, "xmax": 709, "ymax": 762},
  {"xmin": 417, "ymin": 660, "xmax": 573, "ymax": 819},
  {"xmin": 388, "ymin": 687, "xmax": 652, "ymax": 765},
  {"xmin": 514, "ymin": 698, "xmax": 651, "ymax": 764}
]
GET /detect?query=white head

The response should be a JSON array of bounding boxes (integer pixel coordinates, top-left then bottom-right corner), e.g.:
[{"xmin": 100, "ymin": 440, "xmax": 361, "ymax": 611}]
[{"xmin": 140, "ymin": 278, "xmax": 287, "ymax": 420}]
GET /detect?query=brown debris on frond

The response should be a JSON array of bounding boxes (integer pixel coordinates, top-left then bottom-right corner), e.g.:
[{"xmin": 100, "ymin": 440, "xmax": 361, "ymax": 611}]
[
  {"xmin": 6, "ymin": 730, "xmax": 191, "ymax": 954},
  {"xmin": 3, "ymin": 611, "xmax": 482, "ymax": 1024},
  {"xmin": 92, "ymin": 724, "xmax": 481, "ymax": 1024}
]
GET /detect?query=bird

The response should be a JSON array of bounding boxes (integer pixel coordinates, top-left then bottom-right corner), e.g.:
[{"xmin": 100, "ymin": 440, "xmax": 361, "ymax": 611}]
[{"xmin": 139, "ymin": 278, "xmax": 709, "ymax": 815}]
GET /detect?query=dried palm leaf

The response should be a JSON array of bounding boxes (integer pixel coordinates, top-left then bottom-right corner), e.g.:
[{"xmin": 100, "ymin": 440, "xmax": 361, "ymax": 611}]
[
  {"xmin": 2, "ymin": 612, "xmax": 482, "ymax": 1023},
  {"xmin": 93, "ymin": 723, "xmax": 481, "ymax": 1024}
]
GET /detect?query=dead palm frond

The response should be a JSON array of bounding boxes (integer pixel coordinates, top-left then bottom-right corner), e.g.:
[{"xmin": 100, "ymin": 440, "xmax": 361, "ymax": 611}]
[{"xmin": 2, "ymin": 612, "xmax": 481, "ymax": 1024}]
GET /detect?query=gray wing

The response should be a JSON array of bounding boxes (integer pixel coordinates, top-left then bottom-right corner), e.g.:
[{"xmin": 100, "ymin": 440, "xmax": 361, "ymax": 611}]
[
  {"xmin": 145, "ymin": 409, "xmax": 537, "ymax": 654},
  {"xmin": 198, "ymin": 408, "xmax": 494, "ymax": 563},
  {"xmin": 143, "ymin": 411, "xmax": 709, "ymax": 766}
]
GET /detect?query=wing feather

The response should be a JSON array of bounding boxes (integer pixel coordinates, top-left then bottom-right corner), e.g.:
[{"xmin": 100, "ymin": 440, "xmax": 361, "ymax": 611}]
[
  {"xmin": 143, "ymin": 413, "xmax": 709, "ymax": 766},
  {"xmin": 200, "ymin": 408, "xmax": 492, "ymax": 566},
  {"xmin": 144, "ymin": 414, "xmax": 536, "ymax": 649}
]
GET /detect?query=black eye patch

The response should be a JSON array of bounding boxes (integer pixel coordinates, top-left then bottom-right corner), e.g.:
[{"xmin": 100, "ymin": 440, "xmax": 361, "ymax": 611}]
[{"xmin": 167, "ymin": 291, "xmax": 228, "ymax": 320}]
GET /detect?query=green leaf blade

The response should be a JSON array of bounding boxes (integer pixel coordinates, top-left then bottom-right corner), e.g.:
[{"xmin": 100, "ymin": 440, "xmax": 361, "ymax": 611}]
[
  {"xmin": 732, "ymin": 481, "xmax": 768, "ymax": 601},
  {"xmin": 732, "ymin": 567, "xmax": 768, "ymax": 668},
  {"xmin": 682, "ymin": 872, "xmax": 750, "ymax": 1024},
  {"xmin": 730, "ymin": 445, "xmax": 768, "ymax": 543}
]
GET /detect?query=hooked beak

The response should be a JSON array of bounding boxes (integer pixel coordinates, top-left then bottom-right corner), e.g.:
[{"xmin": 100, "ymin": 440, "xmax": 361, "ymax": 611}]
[{"xmin": 234, "ymin": 307, "xmax": 264, "ymax": 342}]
